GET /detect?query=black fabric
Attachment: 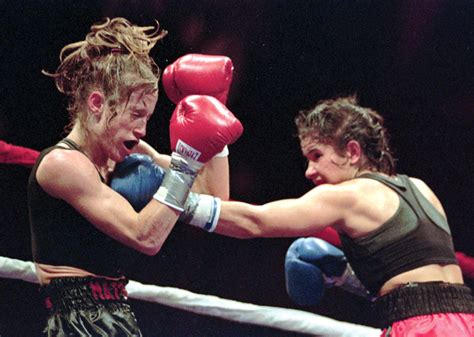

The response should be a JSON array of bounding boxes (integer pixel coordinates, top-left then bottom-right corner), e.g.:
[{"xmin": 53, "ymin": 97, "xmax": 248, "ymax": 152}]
[
  {"xmin": 340, "ymin": 174, "xmax": 458, "ymax": 294},
  {"xmin": 373, "ymin": 282, "xmax": 474, "ymax": 328},
  {"xmin": 40, "ymin": 276, "xmax": 142, "ymax": 337},
  {"xmin": 58, "ymin": 138, "xmax": 81, "ymax": 155},
  {"xmin": 28, "ymin": 139, "xmax": 137, "ymax": 278}
]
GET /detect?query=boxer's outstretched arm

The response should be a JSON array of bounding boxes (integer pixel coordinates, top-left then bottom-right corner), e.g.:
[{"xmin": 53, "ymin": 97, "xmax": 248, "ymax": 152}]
[{"xmin": 215, "ymin": 184, "xmax": 349, "ymax": 239}]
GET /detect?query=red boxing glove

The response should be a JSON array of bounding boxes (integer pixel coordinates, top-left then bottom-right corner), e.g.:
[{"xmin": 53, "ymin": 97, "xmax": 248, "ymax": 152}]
[
  {"xmin": 456, "ymin": 252, "xmax": 474, "ymax": 280},
  {"xmin": 170, "ymin": 95, "xmax": 243, "ymax": 163},
  {"xmin": 0, "ymin": 140, "xmax": 39, "ymax": 167},
  {"xmin": 313, "ymin": 227, "xmax": 342, "ymax": 247},
  {"xmin": 162, "ymin": 54, "xmax": 233, "ymax": 105}
]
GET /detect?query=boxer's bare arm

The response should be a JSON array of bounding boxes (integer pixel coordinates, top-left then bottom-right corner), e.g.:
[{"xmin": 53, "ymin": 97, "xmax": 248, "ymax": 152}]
[
  {"xmin": 193, "ymin": 156, "xmax": 230, "ymax": 200},
  {"xmin": 37, "ymin": 148, "xmax": 179, "ymax": 256},
  {"xmin": 134, "ymin": 140, "xmax": 171, "ymax": 168},
  {"xmin": 215, "ymin": 185, "xmax": 349, "ymax": 238}
]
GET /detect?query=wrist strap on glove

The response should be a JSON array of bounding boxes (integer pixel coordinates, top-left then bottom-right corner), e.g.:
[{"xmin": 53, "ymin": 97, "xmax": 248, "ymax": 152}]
[
  {"xmin": 179, "ymin": 192, "xmax": 221, "ymax": 232},
  {"xmin": 323, "ymin": 264, "xmax": 375, "ymax": 301},
  {"xmin": 153, "ymin": 152, "xmax": 203, "ymax": 211}
]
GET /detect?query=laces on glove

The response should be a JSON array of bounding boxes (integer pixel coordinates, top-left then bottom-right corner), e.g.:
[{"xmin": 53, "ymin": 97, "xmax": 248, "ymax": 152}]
[{"xmin": 323, "ymin": 264, "xmax": 375, "ymax": 301}]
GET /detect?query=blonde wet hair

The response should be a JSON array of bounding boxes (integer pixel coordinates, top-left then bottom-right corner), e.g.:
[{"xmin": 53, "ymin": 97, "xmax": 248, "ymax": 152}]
[{"xmin": 43, "ymin": 17, "xmax": 167, "ymax": 130}]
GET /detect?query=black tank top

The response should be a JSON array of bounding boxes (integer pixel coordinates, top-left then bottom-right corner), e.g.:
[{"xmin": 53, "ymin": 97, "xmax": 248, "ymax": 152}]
[
  {"xmin": 340, "ymin": 173, "xmax": 458, "ymax": 295},
  {"xmin": 28, "ymin": 139, "xmax": 137, "ymax": 278}
]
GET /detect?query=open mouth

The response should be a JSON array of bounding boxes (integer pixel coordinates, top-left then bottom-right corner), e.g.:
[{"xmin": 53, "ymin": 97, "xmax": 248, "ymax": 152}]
[{"xmin": 124, "ymin": 140, "xmax": 138, "ymax": 150}]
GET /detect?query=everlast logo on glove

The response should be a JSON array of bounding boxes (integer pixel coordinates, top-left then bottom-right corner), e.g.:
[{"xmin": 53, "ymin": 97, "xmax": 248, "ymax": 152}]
[{"xmin": 176, "ymin": 140, "xmax": 201, "ymax": 161}]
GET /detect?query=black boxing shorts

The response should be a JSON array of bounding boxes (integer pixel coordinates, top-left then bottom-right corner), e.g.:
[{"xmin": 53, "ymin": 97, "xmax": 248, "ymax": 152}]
[
  {"xmin": 374, "ymin": 282, "xmax": 474, "ymax": 336},
  {"xmin": 40, "ymin": 276, "xmax": 142, "ymax": 337}
]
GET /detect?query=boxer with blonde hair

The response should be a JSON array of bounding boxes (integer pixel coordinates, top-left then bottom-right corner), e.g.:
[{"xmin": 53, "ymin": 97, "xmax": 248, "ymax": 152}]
[{"xmin": 28, "ymin": 17, "xmax": 242, "ymax": 336}]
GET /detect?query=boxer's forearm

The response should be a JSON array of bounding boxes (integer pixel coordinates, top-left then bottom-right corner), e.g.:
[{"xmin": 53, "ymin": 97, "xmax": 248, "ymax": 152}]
[
  {"xmin": 134, "ymin": 140, "xmax": 170, "ymax": 169},
  {"xmin": 216, "ymin": 196, "xmax": 334, "ymax": 239},
  {"xmin": 214, "ymin": 201, "xmax": 262, "ymax": 238},
  {"xmin": 192, "ymin": 156, "xmax": 230, "ymax": 200}
]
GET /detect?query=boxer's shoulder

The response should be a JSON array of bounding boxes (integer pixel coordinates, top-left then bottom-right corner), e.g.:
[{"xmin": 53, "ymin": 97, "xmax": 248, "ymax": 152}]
[
  {"xmin": 41, "ymin": 147, "xmax": 92, "ymax": 171},
  {"xmin": 37, "ymin": 148, "xmax": 99, "ymax": 195}
]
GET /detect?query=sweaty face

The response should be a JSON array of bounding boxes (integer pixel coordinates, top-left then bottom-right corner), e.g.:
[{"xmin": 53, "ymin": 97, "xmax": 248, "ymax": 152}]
[
  {"xmin": 104, "ymin": 88, "xmax": 158, "ymax": 162},
  {"xmin": 300, "ymin": 137, "xmax": 353, "ymax": 186}
]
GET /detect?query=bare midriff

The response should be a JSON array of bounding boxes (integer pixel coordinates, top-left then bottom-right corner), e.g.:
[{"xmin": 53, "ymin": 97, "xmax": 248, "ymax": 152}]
[
  {"xmin": 35, "ymin": 263, "xmax": 120, "ymax": 285},
  {"xmin": 379, "ymin": 264, "xmax": 464, "ymax": 296}
]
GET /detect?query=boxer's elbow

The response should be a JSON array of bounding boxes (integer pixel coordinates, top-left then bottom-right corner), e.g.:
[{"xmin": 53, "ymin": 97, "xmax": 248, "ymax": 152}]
[
  {"xmin": 142, "ymin": 246, "xmax": 161, "ymax": 256},
  {"xmin": 134, "ymin": 227, "xmax": 166, "ymax": 256},
  {"xmin": 124, "ymin": 239, "xmax": 159, "ymax": 256},
  {"xmin": 135, "ymin": 237, "xmax": 163, "ymax": 256}
]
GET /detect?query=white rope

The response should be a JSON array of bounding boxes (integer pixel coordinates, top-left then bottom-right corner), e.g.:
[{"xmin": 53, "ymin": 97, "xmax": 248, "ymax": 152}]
[
  {"xmin": 0, "ymin": 256, "xmax": 39, "ymax": 283},
  {"xmin": 0, "ymin": 256, "xmax": 381, "ymax": 337}
]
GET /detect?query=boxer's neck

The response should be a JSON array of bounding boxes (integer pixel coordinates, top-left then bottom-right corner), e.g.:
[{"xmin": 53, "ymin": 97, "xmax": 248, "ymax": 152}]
[{"xmin": 67, "ymin": 125, "xmax": 110, "ymax": 171}]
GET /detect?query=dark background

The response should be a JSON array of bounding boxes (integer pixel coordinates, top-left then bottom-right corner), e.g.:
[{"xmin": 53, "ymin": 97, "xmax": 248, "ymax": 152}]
[{"xmin": 1, "ymin": 1, "xmax": 473, "ymax": 336}]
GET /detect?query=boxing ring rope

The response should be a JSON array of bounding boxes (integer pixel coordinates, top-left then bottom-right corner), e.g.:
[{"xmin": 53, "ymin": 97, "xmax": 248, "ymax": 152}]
[{"xmin": 0, "ymin": 256, "xmax": 381, "ymax": 337}]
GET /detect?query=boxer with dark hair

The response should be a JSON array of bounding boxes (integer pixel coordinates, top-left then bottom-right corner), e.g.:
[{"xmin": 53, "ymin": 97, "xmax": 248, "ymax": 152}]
[
  {"xmin": 110, "ymin": 152, "xmax": 474, "ymax": 306},
  {"xmin": 28, "ymin": 17, "xmax": 242, "ymax": 336},
  {"xmin": 178, "ymin": 96, "xmax": 473, "ymax": 336}
]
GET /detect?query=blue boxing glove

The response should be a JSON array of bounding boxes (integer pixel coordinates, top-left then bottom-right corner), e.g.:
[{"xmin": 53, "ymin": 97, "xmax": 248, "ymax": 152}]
[
  {"xmin": 110, "ymin": 154, "xmax": 165, "ymax": 211},
  {"xmin": 110, "ymin": 153, "xmax": 220, "ymax": 231},
  {"xmin": 285, "ymin": 237, "xmax": 372, "ymax": 306}
]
